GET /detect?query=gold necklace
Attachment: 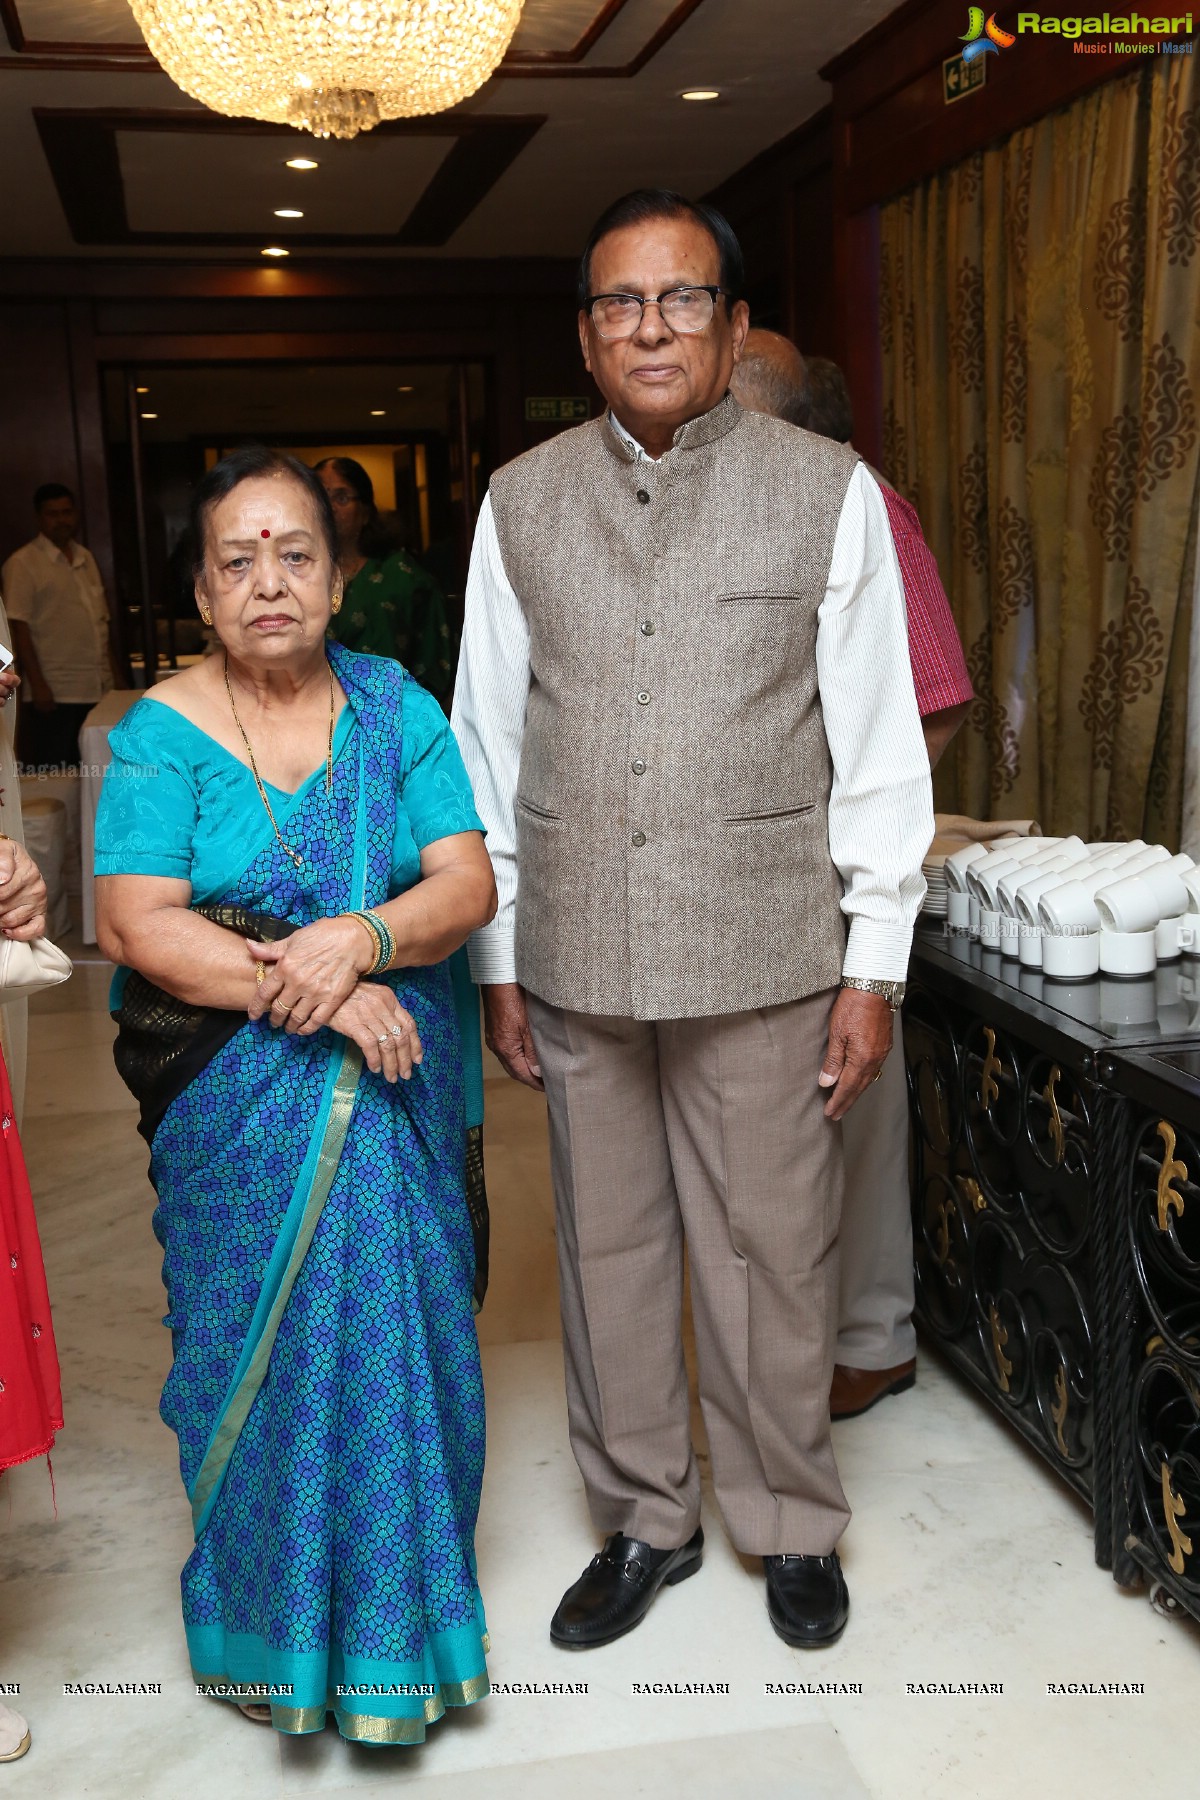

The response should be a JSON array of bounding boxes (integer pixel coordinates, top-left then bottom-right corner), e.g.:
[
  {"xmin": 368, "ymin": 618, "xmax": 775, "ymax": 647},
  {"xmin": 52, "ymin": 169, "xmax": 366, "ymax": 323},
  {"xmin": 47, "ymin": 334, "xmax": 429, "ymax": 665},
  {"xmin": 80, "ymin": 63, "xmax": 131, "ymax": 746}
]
[{"xmin": 223, "ymin": 653, "xmax": 336, "ymax": 871}]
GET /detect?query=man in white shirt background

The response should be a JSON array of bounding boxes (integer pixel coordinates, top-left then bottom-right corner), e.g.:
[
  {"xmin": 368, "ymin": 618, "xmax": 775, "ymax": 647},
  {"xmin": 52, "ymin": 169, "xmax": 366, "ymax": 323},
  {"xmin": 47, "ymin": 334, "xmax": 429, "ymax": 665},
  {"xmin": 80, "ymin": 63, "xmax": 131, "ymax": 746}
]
[
  {"xmin": 2, "ymin": 482, "xmax": 119, "ymax": 773},
  {"xmin": 452, "ymin": 189, "xmax": 934, "ymax": 1655}
]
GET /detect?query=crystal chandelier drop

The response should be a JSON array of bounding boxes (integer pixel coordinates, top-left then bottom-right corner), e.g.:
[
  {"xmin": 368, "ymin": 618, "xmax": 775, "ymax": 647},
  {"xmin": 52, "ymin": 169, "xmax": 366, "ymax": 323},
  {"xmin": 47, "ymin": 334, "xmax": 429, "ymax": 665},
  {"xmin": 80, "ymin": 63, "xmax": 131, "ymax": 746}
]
[{"xmin": 128, "ymin": 1, "xmax": 526, "ymax": 139}]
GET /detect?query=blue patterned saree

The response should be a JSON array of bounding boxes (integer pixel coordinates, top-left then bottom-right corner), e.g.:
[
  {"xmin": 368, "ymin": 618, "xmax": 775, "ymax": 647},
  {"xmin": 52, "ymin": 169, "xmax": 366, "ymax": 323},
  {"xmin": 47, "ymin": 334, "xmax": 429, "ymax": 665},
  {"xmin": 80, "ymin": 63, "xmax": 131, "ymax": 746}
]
[{"xmin": 95, "ymin": 648, "xmax": 489, "ymax": 1744}]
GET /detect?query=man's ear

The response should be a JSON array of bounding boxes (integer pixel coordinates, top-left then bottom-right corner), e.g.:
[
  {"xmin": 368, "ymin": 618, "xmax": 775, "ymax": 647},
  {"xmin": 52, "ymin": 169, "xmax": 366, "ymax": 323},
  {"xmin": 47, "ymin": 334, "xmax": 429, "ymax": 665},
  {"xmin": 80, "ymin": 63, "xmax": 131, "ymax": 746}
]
[
  {"xmin": 729, "ymin": 298, "xmax": 751, "ymax": 363},
  {"xmin": 577, "ymin": 310, "xmax": 594, "ymax": 375}
]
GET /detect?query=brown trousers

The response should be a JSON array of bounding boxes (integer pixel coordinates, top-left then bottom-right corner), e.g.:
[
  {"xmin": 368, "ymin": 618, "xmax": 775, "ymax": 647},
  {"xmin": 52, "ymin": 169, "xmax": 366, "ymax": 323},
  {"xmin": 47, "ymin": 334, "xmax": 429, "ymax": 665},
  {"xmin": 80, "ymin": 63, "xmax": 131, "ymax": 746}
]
[{"xmin": 526, "ymin": 988, "xmax": 850, "ymax": 1558}]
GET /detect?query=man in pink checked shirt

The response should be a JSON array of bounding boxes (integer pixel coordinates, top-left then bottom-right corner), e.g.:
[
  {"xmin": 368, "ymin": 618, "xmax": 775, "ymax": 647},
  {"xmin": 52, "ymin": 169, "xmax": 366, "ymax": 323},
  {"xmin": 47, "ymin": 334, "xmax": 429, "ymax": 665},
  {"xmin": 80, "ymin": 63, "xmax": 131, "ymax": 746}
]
[{"xmin": 732, "ymin": 331, "xmax": 974, "ymax": 1420}]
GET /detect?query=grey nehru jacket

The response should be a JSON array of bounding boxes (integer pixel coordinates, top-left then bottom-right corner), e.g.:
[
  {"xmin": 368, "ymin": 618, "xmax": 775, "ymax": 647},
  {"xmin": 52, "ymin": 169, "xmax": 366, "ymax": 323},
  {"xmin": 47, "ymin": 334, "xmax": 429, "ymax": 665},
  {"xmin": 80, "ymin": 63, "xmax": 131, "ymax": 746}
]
[{"xmin": 487, "ymin": 393, "xmax": 860, "ymax": 1022}]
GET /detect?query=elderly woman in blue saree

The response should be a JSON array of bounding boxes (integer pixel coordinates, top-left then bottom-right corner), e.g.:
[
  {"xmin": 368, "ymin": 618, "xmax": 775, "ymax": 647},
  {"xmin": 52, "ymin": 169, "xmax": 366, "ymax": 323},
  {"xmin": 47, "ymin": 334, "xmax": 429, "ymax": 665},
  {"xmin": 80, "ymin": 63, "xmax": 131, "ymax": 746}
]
[{"xmin": 93, "ymin": 447, "xmax": 497, "ymax": 1747}]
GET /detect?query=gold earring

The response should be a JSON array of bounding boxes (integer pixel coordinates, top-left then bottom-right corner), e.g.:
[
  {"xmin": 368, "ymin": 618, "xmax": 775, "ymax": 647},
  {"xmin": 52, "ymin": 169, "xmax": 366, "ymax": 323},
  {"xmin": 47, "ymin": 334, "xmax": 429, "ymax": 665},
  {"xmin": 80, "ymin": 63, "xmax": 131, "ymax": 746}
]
[
  {"xmin": 200, "ymin": 607, "xmax": 212, "ymax": 625},
  {"xmin": 331, "ymin": 590, "xmax": 343, "ymax": 615}
]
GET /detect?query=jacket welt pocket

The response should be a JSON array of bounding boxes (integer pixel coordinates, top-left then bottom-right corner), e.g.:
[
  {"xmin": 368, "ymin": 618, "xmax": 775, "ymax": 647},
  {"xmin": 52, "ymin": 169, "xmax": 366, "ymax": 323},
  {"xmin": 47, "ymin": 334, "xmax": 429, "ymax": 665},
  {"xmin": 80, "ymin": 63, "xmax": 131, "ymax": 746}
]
[
  {"xmin": 716, "ymin": 591, "xmax": 803, "ymax": 605},
  {"xmin": 516, "ymin": 795, "xmax": 562, "ymax": 822},
  {"xmin": 723, "ymin": 803, "xmax": 816, "ymax": 823}
]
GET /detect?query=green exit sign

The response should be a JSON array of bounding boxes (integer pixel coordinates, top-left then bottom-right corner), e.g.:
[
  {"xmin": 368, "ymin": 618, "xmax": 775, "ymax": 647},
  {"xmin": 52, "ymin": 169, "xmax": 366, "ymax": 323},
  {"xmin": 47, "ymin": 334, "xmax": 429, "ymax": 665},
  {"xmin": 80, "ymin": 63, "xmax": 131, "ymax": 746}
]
[
  {"xmin": 525, "ymin": 396, "xmax": 591, "ymax": 423},
  {"xmin": 943, "ymin": 50, "xmax": 987, "ymax": 104}
]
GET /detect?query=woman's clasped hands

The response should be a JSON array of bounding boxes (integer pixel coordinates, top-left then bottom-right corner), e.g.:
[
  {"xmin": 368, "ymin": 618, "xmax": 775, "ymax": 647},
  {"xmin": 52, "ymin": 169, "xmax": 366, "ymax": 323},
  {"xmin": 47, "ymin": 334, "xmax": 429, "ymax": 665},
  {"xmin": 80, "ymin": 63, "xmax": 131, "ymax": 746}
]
[
  {"xmin": 246, "ymin": 915, "xmax": 423, "ymax": 1082},
  {"xmin": 0, "ymin": 839, "xmax": 48, "ymax": 941}
]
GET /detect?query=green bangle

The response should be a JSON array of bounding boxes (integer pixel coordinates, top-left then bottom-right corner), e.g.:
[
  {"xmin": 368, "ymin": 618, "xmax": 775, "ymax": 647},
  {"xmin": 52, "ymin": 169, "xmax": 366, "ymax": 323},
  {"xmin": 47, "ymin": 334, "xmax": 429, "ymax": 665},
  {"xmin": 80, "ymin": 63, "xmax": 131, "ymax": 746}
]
[
  {"xmin": 370, "ymin": 909, "xmax": 397, "ymax": 973},
  {"xmin": 347, "ymin": 909, "xmax": 392, "ymax": 975}
]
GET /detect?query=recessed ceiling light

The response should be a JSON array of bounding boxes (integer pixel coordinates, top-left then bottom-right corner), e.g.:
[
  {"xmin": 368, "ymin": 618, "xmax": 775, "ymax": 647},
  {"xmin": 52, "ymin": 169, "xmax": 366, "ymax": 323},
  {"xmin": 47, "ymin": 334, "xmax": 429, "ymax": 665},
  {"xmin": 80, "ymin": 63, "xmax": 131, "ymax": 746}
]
[
  {"xmin": 136, "ymin": 385, "xmax": 149, "ymax": 394},
  {"xmin": 274, "ymin": 208, "xmax": 304, "ymax": 219},
  {"xmin": 397, "ymin": 385, "xmax": 414, "ymax": 393},
  {"xmin": 286, "ymin": 157, "xmax": 318, "ymax": 170},
  {"xmin": 370, "ymin": 409, "xmax": 386, "ymax": 416},
  {"xmin": 680, "ymin": 88, "xmax": 720, "ymax": 101},
  {"xmin": 262, "ymin": 246, "xmax": 289, "ymax": 257},
  {"xmin": 140, "ymin": 412, "xmax": 158, "ymax": 419}
]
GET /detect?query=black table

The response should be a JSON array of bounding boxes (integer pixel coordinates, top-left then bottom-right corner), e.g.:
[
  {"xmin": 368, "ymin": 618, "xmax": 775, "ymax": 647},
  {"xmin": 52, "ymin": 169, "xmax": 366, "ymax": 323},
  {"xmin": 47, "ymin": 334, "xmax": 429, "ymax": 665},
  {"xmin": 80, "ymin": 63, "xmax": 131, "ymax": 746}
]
[{"xmin": 903, "ymin": 926, "xmax": 1200, "ymax": 1614}]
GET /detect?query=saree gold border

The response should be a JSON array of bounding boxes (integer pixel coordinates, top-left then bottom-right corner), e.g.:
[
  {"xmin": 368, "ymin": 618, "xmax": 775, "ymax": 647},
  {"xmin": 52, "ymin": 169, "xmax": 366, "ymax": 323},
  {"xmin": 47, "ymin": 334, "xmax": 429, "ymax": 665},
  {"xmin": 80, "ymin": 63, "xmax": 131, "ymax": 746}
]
[
  {"xmin": 189, "ymin": 1043, "xmax": 364, "ymax": 1535},
  {"xmin": 334, "ymin": 1703, "xmax": 443, "ymax": 1743},
  {"xmin": 442, "ymin": 1672, "xmax": 491, "ymax": 1705},
  {"xmin": 272, "ymin": 1704, "xmax": 330, "ymax": 1734}
]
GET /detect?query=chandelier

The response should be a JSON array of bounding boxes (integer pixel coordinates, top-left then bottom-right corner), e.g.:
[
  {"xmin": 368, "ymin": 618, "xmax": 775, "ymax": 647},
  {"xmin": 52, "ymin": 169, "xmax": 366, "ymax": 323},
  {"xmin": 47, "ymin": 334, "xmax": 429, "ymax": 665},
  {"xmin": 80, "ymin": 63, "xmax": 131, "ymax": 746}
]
[{"xmin": 128, "ymin": 1, "xmax": 526, "ymax": 139}]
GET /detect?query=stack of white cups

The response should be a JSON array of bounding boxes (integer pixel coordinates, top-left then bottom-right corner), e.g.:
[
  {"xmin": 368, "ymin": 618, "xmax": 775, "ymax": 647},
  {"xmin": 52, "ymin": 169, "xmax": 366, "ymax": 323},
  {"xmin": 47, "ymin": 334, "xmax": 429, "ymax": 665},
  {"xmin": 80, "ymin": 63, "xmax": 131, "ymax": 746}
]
[{"xmin": 943, "ymin": 835, "xmax": 1199, "ymax": 980}]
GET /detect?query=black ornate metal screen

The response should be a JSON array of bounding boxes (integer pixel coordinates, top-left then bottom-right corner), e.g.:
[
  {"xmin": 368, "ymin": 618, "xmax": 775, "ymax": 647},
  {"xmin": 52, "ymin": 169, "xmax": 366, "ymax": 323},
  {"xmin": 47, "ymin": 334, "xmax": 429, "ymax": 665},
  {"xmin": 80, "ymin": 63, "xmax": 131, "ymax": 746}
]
[
  {"xmin": 905, "ymin": 977, "xmax": 1102, "ymax": 1524},
  {"xmin": 1112, "ymin": 1096, "xmax": 1200, "ymax": 1612},
  {"xmin": 903, "ymin": 932, "xmax": 1200, "ymax": 1621}
]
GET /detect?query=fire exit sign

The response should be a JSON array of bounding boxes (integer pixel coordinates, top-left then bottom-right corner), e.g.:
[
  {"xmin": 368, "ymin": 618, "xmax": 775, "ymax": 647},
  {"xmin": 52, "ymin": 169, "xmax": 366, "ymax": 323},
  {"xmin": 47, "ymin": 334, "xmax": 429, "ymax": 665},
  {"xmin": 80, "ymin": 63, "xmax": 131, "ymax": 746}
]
[
  {"xmin": 525, "ymin": 396, "xmax": 591, "ymax": 422},
  {"xmin": 943, "ymin": 50, "xmax": 987, "ymax": 103}
]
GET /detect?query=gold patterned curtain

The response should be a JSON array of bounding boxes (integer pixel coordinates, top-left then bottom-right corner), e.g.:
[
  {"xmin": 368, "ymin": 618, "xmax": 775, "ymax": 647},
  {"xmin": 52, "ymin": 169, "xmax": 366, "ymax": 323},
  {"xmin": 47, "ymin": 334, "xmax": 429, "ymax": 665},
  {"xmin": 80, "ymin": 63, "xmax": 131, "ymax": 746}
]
[{"xmin": 880, "ymin": 53, "xmax": 1200, "ymax": 842}]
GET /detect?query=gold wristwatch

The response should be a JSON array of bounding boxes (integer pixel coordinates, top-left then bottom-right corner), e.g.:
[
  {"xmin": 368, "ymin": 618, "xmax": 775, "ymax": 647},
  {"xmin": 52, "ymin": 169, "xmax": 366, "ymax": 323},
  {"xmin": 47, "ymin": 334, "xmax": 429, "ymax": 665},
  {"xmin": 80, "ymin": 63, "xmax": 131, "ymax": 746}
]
[{"xmin": 841, "ymin": 976, "xmax": 906, "ymax": 1011}]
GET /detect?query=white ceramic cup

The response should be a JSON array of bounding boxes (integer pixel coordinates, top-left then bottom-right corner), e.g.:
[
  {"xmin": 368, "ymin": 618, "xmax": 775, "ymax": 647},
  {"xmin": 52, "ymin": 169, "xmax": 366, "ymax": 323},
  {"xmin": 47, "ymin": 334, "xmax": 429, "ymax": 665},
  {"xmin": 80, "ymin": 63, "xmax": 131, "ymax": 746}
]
[
  {"xmin": 946, "ymin": 888, "xmax": 972, "ymax": 932},
  {"xmin": 1015, "ymin": 861, "xmax": 1095, "ymax": 968},
  {"xmin": 998, "ymin": 854, "xmax": 1079, "ymax": 958},
  {"xmin": 1095, "ymin": 870, "xmax": 1190, "ymax": 935},
  {"xmin": 1042, "ymin": 931, "xmax": 1101, "ymax": 980},
  {"xmin": 967, "ymin": 857, "xmax": 1022, "ymax": 913},
  {"xmin": 1040, "ymin": 878, "xmax": 1105, "ymax": 935},
  {"xmin": 943, "ymin": 843, "xmax": 991, "ymax": 892},
  {"xmin": 1157, "ymin": 915, "xmax": 1187, "ymax": 962},
  {"xmin": 1179, "ymin": 869, "xmax": 1200, "ymax": 956},
  {"xmin": 1099, "ymin": 928, "xmax": 1158, "ymax": 977}
]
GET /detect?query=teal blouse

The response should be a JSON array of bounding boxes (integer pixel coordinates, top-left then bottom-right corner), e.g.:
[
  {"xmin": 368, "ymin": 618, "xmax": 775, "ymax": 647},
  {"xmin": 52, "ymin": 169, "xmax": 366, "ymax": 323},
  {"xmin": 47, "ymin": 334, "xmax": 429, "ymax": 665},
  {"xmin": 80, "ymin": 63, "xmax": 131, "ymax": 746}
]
[{"xmin": 94, "ymin": 677, "xmax": 486, "ymax": 1125}]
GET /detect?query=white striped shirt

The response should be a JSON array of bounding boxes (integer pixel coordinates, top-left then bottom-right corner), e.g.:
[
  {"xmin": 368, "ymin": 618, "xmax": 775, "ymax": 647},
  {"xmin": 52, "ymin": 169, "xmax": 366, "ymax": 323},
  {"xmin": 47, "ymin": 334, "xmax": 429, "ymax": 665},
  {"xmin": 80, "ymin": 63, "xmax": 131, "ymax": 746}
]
[{"xmin": 450, "ymin": 442, "xmax": 933, "ymax": 989}]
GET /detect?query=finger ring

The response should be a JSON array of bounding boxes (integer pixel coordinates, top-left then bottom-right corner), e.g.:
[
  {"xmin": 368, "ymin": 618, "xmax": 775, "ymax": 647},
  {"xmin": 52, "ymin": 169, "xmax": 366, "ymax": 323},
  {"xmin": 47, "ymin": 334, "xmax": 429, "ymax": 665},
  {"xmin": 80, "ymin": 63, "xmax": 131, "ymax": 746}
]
[
  {"xmin": 376, "ymin": 1033, "xmax": 390, "ymax": 1045},
  {"xmin": 390, "ymin": 1024, "xmax": 405, "ymax": 1038},
  {"xmin": 873, "ymin": 1068, "xmax": 883, "ymax": 1082},
  {"xmin": 255, "ymin": 962, "xmax": 266, "ymax": 986}
]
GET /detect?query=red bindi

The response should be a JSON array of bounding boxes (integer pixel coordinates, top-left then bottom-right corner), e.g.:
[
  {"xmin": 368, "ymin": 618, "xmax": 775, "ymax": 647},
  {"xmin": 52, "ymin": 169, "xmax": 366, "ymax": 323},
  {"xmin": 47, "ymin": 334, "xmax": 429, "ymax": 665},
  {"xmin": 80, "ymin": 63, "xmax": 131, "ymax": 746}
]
[{"xmin": 260, "ymin": 528, "xmax": 271, "ymax": 538}]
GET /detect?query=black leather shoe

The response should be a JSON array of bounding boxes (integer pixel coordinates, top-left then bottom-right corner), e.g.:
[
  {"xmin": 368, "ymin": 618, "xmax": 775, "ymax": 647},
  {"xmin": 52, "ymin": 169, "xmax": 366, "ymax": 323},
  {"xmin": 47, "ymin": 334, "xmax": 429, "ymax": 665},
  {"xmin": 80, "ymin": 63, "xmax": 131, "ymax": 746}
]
[
  {"xmin": 550, "ymin": 1527, "xmax": 704, "ymax": 1649},
  {"xmin": 764, "ymin": 1552, "xmax": 849, "ymax": 1647}
]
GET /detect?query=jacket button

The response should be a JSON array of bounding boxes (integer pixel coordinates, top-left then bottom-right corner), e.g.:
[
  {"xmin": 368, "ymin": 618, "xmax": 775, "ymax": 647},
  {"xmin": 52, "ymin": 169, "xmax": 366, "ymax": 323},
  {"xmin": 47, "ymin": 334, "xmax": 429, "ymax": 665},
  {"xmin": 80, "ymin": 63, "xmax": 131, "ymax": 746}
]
[
  {"xmin": 631, "ymin": 831, "xmax": 646, "ymax": 847},
  {"xmin": 636, "ymin": 488, "xmax": 650, "ymax": 504},
  {"xmin": 636, "ymin": 691, "xmax": 651, "ymax": 706},
  {"xmin": 640, "ymin": 620, "xmax": 655, "ymax": 636},
  {"xmin": 632, "ymin": 759, "xmax": 646, "ymax": 775}
]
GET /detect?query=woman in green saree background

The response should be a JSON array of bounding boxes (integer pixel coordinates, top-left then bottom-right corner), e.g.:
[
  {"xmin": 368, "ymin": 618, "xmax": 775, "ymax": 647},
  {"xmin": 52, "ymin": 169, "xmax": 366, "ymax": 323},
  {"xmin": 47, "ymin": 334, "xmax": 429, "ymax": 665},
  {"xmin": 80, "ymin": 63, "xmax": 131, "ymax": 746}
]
[
  {"xmin": 315, "ymin": 456, "xmax": 455, "ymax": 713},
  {"xmin": 94, "ymin": 448, "xmax": 496, "ymax": 1746}
]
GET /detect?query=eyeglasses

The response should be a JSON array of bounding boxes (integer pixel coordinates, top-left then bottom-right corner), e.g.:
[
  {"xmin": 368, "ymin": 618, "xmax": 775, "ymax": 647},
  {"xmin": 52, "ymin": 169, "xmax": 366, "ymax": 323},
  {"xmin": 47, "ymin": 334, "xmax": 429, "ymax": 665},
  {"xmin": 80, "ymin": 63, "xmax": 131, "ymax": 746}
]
[{"xmin": 586, "ymin": 285, "xmax": 727, "ymax": 340}]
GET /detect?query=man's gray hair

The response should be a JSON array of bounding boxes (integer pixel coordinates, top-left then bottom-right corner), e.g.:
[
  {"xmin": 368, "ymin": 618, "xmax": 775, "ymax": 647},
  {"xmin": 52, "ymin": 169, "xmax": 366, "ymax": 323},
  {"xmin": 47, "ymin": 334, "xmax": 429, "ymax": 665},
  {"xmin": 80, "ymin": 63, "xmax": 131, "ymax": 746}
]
[{"xmin": 732, "ymin": 331, "xmax": 809, "ymax": 427}]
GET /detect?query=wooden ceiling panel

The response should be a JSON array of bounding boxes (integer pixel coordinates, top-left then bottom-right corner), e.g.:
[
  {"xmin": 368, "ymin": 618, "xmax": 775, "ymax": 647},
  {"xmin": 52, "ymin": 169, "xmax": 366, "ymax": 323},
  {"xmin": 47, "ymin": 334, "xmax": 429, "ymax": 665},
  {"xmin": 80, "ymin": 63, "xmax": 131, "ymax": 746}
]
[
  {"xmin": 34, "ymin": 109, "xmax": 546, "ymax": 249},
  {"xmin": 2, "ymin": 0, "xmax": 688, "ymax": 73},
  {"xmin": 1, "ymin": 0, "xmax": 902, "ymax": 259},
  {"xmin": 1, "ymin": 0, "xmax": 147, "ymax": 54},
  {"xmin": 119, "ymin": 128, "xmax": 455, "ymax": 234}
]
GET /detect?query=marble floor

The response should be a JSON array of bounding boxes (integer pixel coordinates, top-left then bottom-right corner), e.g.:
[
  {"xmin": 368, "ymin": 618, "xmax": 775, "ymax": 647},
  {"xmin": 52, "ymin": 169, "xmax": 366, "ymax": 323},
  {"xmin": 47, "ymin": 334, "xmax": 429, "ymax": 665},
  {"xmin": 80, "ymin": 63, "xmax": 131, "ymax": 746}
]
[{"xmin": 2, "ymin": 947, "xmax": 1198, "ymax": 1799}]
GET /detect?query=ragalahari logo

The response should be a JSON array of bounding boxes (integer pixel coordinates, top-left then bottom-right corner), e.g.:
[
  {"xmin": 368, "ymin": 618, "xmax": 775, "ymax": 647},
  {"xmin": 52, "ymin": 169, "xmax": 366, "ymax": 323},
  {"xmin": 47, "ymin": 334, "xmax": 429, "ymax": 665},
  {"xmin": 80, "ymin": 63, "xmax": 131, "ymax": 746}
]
[{"xmin": 961, "ymin": 8, "xmax": 1017, "ymax": 58}]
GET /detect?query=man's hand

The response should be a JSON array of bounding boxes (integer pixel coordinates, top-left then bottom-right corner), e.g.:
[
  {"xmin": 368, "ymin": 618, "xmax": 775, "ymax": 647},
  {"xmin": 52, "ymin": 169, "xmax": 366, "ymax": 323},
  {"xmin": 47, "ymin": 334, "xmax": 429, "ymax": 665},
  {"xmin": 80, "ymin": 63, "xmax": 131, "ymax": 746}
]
[
  {"xmin": 818, "ymin": 986, "xmax": 894, "ymax": 1121},
  {"xmin": 482, "ymin": 981, "xmax": 543, "ymax": 1091}
]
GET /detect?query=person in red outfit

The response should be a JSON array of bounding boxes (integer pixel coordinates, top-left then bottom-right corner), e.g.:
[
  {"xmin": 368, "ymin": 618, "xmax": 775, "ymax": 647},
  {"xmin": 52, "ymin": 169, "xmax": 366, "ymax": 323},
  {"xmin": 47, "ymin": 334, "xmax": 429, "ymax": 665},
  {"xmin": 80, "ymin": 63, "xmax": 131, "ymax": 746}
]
[
  {"xmin": 732, "ymin": 332, "xmax": 973, "ymax": 1420},
  {"xmin": 0, "ymin": 834, "xmax": 61, "ymax": 1766}
]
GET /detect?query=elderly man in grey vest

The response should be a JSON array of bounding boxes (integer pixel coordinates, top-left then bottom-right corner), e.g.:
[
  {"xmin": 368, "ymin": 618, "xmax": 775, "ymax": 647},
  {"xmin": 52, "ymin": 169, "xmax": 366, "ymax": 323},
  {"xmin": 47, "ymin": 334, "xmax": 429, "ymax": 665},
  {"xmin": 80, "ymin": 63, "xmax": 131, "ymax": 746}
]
[{"xmin": 452, "ymin": 189, "xmax": 933, "ymax": 1652}]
